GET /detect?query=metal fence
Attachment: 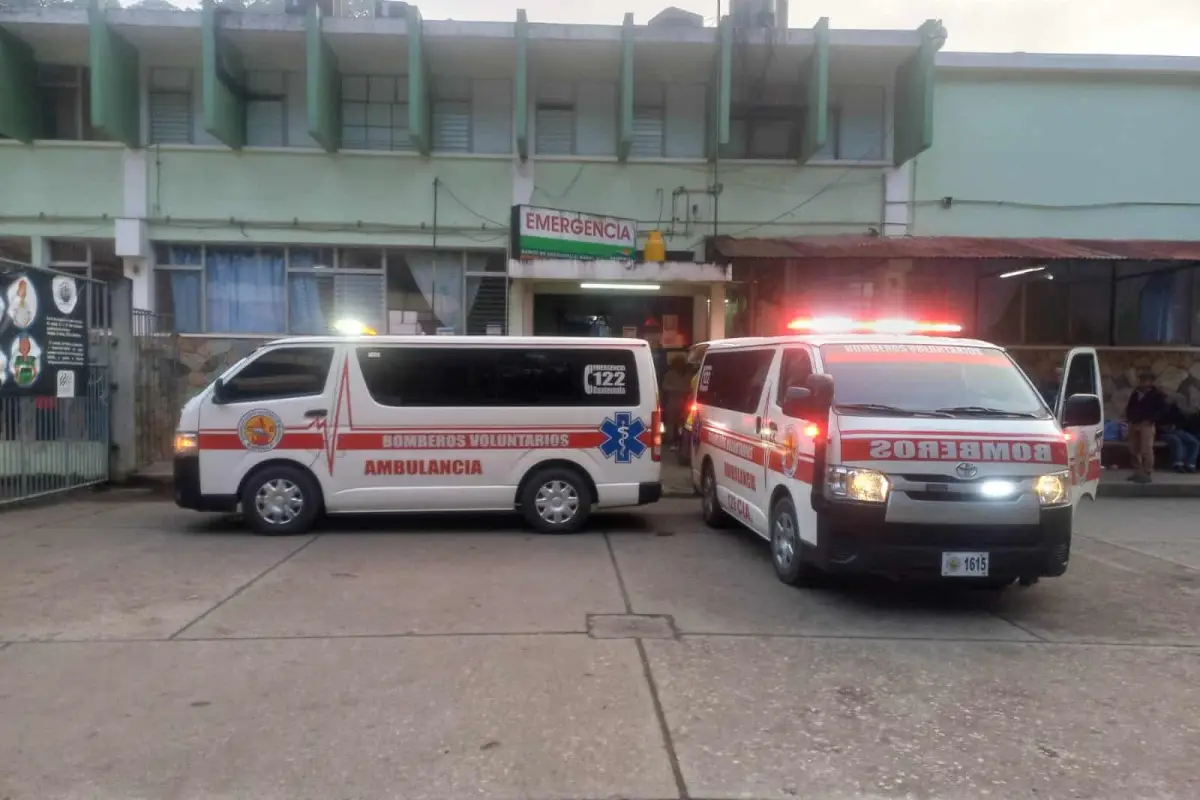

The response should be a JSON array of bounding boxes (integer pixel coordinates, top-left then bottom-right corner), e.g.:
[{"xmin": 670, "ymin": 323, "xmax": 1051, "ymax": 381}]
[
  {"xmin": 133, "ymin": 309, "xmax": 181, "ymax": 468},
  {"xmin": 0, "ymin": 258, "xmax": 112, "ymax": 506}
]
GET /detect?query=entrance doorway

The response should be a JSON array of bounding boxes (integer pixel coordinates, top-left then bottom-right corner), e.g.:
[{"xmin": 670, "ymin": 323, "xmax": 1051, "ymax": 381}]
[{"xmin": 532, "ymin": 293, "xmax": 696, "ymax": 346}]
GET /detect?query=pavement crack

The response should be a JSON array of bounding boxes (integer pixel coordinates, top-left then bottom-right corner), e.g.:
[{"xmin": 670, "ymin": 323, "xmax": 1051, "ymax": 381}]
[
  {"xmin": 603, "ymin": 531, "xmax": 635, "ymax": 614},
  {"xmin": 636, "ymin": 638, "xmax": 690, "ymax": 799},
  {"xmin": 167, "ymin": 534, "xmax": 322, "ymax": 640}
]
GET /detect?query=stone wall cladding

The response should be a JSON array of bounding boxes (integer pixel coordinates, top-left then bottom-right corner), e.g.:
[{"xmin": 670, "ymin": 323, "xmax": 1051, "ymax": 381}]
[
  {"xmin": 1008, "ymin": 347, "xmax": 1200, "ymax": 419},
  {"xmin": 178, "ymin": 337, "xmax": 273, "ymax": 400}
]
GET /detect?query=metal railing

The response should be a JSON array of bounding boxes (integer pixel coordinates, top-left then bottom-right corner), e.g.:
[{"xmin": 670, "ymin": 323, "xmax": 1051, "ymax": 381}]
[{"xmin": 0, "ymin": 258, "xmax": 112, "ymax": 506}]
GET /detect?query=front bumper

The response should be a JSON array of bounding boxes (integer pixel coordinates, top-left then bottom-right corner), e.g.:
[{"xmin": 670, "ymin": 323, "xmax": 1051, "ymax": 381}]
[
  {"xmin": 173, "ymin": 455, "xmax": 237, "ymax": 512},
  {"xmin": 814, "ymin": 502, "xmax": 1072, "ymax": 580}
]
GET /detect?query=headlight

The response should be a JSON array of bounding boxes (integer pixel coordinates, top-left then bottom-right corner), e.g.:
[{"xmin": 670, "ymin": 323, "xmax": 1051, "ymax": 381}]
[
  {"xmin": 1034, "ymin": 471, "xmax": 1069, "ymax": 506},
  {"xmin": 826, "ymin": 465, "xmax": 890, "ymax": 503},
  {"xmin": 174, "ymin": 432, "xmax": 198, "ymax": 454}
]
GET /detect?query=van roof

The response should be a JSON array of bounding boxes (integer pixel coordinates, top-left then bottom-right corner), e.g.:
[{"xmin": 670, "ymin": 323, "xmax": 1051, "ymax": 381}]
[
  {"xmin": 703, "ymin": 334, "xmax": 1000, "ymax": 350},
  {"xmin": 266, "ymin": 335, "xmax": 651, "ymax": 347}
]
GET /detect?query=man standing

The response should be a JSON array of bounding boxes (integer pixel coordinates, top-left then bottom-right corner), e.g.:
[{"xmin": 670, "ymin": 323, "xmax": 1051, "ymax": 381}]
[{"xmin": 1125, "ymin": 371, "xmax": 1167, "ymax": 483}]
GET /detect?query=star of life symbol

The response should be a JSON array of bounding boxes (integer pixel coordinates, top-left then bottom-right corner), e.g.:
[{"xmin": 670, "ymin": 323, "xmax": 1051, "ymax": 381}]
[{"xmin": 598, "ymin": 411, "xmax": 648, "ymax": 464}]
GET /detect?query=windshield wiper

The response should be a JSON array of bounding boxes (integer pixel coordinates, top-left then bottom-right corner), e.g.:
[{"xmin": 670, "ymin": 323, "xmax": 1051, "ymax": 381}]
[
  {"xmin": 935, "ymin": 405, "xmax": 1040, "ymax": 419},
  {"xmin": 835, "ymin": 403, "xmax": 952, "ymax": 418}
]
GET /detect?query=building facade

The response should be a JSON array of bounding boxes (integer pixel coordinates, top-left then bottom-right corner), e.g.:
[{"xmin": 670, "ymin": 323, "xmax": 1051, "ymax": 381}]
[{"xmin": 1, "ymin": 2, "xmax": 1198, "ymax": 416}]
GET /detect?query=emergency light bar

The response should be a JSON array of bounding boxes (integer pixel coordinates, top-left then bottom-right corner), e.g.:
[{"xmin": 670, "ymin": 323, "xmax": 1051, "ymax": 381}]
[{"xmin": 786, "ymin": 317, "xmax": 963, "ymax": 335}]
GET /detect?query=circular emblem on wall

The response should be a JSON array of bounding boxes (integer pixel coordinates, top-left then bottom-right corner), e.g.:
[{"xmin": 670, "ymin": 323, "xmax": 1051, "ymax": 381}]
[
  {"xmin": 781, "ymin": 425, "xmax": 800, "ymax": 478},
  {"xmin": 7, "ymin": 274, "xmax": 38, "ymax": 330},
  {"xmin": 238, "ymin": 409, "xmax": 285, "ymax": 452},
  {"xmin": 52, "ymin": 275, "xmax": 79, "ymax": 315}
]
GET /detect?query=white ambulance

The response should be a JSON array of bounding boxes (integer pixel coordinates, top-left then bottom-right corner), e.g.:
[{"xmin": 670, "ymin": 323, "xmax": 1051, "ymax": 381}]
[
  {"xmin": 173, "ymin": 336, "xmax": 663, "ymax": 535},
  {"xmin": 690, "ymin": 318, "xmax": 1103, "ymax": 589}
]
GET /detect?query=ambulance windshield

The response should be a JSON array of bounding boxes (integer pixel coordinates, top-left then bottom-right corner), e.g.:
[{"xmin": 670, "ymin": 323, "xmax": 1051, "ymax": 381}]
[{"xmin": 818, "ymin": 343, "xmax": 1048, "ymax": 419}]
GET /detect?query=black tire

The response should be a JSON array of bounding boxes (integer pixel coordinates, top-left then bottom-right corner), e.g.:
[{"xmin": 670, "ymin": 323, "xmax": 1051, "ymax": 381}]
[
  {"xmin": 770, "ymin": 495, "xmax": 821, "ymax": 587},
  {"xmin": 240, "ymin": 464, "xmax": 321, "ymax": 536},
  {"xmin": 520, "ymin": 467, "xmax": 592, "ymax": 534},
  {"xmin": 700, "ymin": 461, "xmax": 731, "ymax": 528}
]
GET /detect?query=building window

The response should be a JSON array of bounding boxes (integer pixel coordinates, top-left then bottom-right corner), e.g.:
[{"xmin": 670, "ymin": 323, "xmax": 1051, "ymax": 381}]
[
  {"xmin": 148, "ymin": 68, "xmax": 193, "ymax": 145},
  {"xmin": 386, "ymin": 250, "xmax": 506, "ymax": 335},
  {"xmin": 1114, "ymin": 263, "xmax": 1198, "ymax": 346},
  {"xmin": 723, "ymin": 106, "xmax": 797, "ymax": 160},
  {"xmin": 341, "ymin": 75, "xmax": 413, "ymax": 152},
  {"xmin": 431, "ymin": 76, "xmax": 470, "ymax": 153},
  {"xmin": 535, "ymin": 79, "xmax": 617, "ymax": 157},
  {"xmin": 38, "ymin": 65, "xmax": 101, "ymax": 142},
  {"xmin": 154, "ymin": 246, "xmax": 503, "ymax": 336},
  {"xmin": 47, "ymin": 239, "xmax": 122, "ymax": 329},
  {"xmin": 0, "ymin": 237, "xmax": 32, "ymax": 264},
  {"xmin": 630, "ymin": 83, "xmax": 665, "ymax": 158},
  {"xmin": 245, "ymin": 70, "xmax": 287, "ymax": 147},
  {"xmin": 535, "ymin": 104, "xmax": 574, "ymax": 155}
]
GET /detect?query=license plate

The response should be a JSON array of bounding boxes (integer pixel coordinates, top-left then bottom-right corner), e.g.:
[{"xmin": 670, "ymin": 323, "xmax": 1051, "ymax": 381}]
[{"xmin": 941, "ymin": 552, "xmax": 989, "ymax": 577}]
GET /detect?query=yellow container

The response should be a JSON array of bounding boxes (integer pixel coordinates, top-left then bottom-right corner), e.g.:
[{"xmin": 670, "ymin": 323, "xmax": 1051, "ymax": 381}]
[{"xmin": 643, "ymin": 230, "xmax": 666, "ymax": 262}]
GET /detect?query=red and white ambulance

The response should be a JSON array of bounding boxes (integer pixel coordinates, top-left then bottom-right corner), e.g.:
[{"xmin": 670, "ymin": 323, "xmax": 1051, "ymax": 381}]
[
  {"xmin": 173, "ymin": 336, "xmax": 663, "ymax": 535},
  {"xmin": 690, "ymin": 318, "xmax": 1103, "ymax": 588}
]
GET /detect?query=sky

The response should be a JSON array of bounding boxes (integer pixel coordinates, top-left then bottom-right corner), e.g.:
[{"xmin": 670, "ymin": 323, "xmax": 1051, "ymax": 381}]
[{"xmin": 364, "ymin": 0, "xmax": 1200, "ymax": 56}]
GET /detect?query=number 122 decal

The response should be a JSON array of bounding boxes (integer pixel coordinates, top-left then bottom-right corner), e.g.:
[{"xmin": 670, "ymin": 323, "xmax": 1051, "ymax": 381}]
[{"xmin": 584, "ymin": 363, "xmax": 627, "ymax": 395}]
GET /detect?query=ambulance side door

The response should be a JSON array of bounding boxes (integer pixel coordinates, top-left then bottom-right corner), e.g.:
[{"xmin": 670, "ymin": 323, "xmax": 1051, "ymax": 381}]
[
  {"xmin": 197, "ymin": 345, "xmax": 332, "ymax": 495},
  {"xmin": 1055, "ymin": 347, "xmax": 1103, "ymax": 502},
  {"xmin": 762, "ymin": 346, "xmax": 820, "ymax": 546}
]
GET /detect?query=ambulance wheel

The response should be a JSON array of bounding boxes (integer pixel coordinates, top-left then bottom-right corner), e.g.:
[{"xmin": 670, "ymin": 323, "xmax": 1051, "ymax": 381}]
[
  {"xmin": 521, "ymin": 467, "xmax": 591, "ymax": 534},
  {"xmin": 770, "ymin": 495, "xmax": 821, "ymax": 588},
  {"xmin": 700, "ymin": 461, "xmax": 731, "ymax": 528},
  {"xmin": 240, "ymin": 464, "xmax": 320, "ymax": 536}
]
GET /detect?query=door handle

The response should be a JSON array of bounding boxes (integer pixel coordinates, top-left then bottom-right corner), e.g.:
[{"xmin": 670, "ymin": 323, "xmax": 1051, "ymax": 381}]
[{"xmin": 304, "ymin": 408, "xmax": 328, "ymax": 419}]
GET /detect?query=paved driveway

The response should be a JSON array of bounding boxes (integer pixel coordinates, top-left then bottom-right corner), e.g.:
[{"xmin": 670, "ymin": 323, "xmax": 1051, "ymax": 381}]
[{"xmin": 0, "ymin": 495, "xmax": 1197, "ymax": 799}]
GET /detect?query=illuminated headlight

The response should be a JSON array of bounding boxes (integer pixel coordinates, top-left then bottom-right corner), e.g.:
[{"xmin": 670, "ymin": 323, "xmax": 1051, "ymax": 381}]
[
  {"xmin": 174, "ymin": 432, "xmax": 198, "ymax": 455},
  {"xmin": 1034, "ymin": 471, "xmax": 1070, "ymax": 506},
  {"xmin": 826, "ymin": 465, "xmax": 890, "ymax": 503},
  {"xmin": 979, "ymin": 479, "xmax": 1018, "ymax": 499}
]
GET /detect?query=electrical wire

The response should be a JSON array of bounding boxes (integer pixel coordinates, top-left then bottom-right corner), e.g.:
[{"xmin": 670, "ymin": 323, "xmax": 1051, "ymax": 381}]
[{"xmin": 434, "ymin": 179, "xmax": 508, "ymax": 228}]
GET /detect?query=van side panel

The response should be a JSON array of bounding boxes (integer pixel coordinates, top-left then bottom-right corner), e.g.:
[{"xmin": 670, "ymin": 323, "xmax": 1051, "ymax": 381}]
[{"xmin": 317, "ymin": 342, "xmax": 659, "ymax": 513}]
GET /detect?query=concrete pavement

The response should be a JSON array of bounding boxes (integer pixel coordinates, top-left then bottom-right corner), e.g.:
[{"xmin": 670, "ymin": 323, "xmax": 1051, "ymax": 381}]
[{"xmin": 0, "ymin": 496, "xmax": 1198, "ymax": 799}]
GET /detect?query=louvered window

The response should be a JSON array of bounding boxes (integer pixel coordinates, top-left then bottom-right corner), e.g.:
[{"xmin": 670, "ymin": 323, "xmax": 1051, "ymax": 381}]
[
  {"xmin": 535, "ymin": 106, "xmax": 574, "ymax": 155},
  {"xmin": 148, "ymin": 68, "xmax": 192, "ymax": 145},
  {"xmin": 631, "ymin": 107, "xmax": 664, "ymax": 158},
  {"xmin": 432, "ymin": 101, "xmax": 470, "ymax": 152}
]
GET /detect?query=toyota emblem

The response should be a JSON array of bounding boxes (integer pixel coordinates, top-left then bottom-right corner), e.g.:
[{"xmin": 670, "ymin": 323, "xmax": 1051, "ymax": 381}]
[{"xmin": 955, "ymin": 462, "xmax": 979, "ymax": 479}]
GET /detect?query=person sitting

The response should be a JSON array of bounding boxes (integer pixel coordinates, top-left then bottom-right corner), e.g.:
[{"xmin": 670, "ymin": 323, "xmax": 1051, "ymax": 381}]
[
  {"xmin": 1158, "ymin": 395, "xmax": 1199, "ymax": 474},
  {"xmin": 1125, "ymin": 372, "xmax": 1168, "ymax": 483}
]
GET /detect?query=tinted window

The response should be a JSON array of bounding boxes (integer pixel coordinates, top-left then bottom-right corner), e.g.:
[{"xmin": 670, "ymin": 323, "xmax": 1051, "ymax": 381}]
[
  {"xmin": 357, "ymin": 347, "xmax": 641, "ymax": 407},
  {"xmin": 776, "ymin": 348, "xmax": 813, "ymax": 404},
  {"xmin": 696, "ymin": 349, "xmax": 774, "ymax": 413},
  {"xmin": 223, "ymin": 346, "xmax": 334, "ymax": 403},
  {"xmin": 818, "ymin": 343, "xmax": 1047, "ymax": 417}
]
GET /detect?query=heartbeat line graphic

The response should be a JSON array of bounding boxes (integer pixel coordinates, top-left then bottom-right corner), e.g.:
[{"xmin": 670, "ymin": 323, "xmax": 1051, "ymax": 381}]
[{"xmin": 302, "ymin": 357, "xmax": 354, "ymax": 475}]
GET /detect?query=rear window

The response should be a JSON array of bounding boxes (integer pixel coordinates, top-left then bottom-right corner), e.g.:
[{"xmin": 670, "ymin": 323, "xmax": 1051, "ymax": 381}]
[
  {"xmin": 818, "ymin": 343, "xmax": 1047, "ymax": 417},
  {"xmin": 357, "ymin": 346, "xmax": 641, "ymax": 407},
  {"xmin": 696, "ymin": 349, "xmax": 774, "ymax": 413}
]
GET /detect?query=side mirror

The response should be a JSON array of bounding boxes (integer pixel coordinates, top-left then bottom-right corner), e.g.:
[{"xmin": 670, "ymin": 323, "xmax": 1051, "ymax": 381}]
[
  {"xmin": 805, "ymin": 373, "xmax": 835, "ymax": 406},
  {"xmin": 1062, "ymin": 393, "xmax": 1102, "ymax": 428},
  {"xmin": 781, "ymin": 386, "xmax": 814, "ymax": 419},
  {"xmin": 210, "ymin": 377, "xmax": 228, "ymax": 406}
]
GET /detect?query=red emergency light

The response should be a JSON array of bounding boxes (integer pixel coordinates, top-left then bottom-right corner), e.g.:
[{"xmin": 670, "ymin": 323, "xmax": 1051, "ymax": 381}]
[{"xmin": 786, "ymin": 317, "xmax": 963, "ymax": 335}]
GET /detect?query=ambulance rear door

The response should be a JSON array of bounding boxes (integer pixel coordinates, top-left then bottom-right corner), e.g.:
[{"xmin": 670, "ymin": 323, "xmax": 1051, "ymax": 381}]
[{"xmin": 1055, "ymin": 347, "xmax": 1103, "ymax": 502}]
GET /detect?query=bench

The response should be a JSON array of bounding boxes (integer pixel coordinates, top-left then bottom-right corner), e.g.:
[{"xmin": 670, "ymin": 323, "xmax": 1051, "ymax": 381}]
[{"xmin": 1102, "ymin": 439, "xmax": 1171, "ymax": 470}]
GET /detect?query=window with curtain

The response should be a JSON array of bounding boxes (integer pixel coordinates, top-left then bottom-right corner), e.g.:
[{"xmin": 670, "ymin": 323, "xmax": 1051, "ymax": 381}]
[
  {"xmin": 205, "ymin": 247, "xmax": 286, "ymax": 334},
  {"xmin": 154, "ymin": 244, "xmax": 204, "ymax": 333},
  {"xmin": 287, "ymin": 248, "xmax": 385, "ymax": 335}
]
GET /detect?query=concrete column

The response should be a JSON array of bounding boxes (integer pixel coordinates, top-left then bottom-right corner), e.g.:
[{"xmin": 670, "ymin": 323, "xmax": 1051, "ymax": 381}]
[
  {"xmin": 882, "ymin": 160, "xmax": 913, "ymax": 237},
  {"xmin": 108, "ymin": 277, "xmax": 137, "ymax": 482},
  {"xmin": 507, "ymin": 278, "xmax": 526, "ymax": 335},
  {"xmin": 692, "ymin": 293, "xmax": 708, "ymax": 345},
  {"xmin": 123, "ymin": 257, "xmax": 150, "ymax": 310},
  {"xmin": 709, "ymin": 283, "xmax": 726, "ymax": 340}
]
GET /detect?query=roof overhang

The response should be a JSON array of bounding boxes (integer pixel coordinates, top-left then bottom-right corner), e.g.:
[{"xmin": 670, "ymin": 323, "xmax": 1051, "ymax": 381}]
[
  {"xmin": 709, "ymin": 235, "xmax": 1200, "ymax": 262},
  {"xmin": 937, "ymin": 51, "xmax": 1200, "ymax": 76}
]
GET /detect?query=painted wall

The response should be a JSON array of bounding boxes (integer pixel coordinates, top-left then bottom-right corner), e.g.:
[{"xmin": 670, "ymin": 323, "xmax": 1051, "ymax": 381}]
[
  {"xmin": 912, "ymin": 72, "xmax": 1200, "ymax": 239},
  {"xmin": 529, "ymin": 162, "xmax": 888, "ymax": 249},
  {"xmin": 147, "ymin": 149, "xmax": 511, "ymax": 248},
  {"xmin": 0, "ymin": 141, "xmax": 125, "ymax": 222}
]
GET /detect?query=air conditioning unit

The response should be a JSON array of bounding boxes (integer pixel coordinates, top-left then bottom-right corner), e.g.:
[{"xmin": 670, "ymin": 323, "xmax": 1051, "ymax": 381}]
[
  {"xmin": 729, "ymin": 0, "xmax": 774, "ymax": 28},
  {"xmin": 375, "ymin": 0, "xmax": 410, "ymax": 18}
]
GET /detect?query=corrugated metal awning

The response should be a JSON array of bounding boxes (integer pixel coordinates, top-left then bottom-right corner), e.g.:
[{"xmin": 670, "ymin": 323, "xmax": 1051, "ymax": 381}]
[{"xmin": 709, "ymin": 235, "xmax": 1200, "ymax": 261}]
